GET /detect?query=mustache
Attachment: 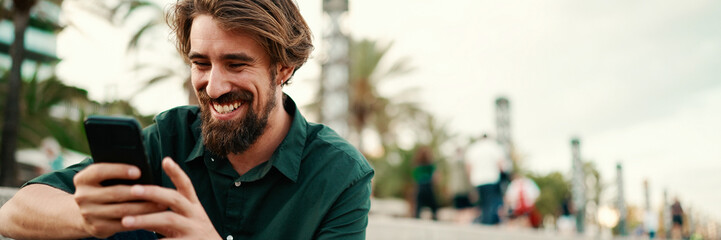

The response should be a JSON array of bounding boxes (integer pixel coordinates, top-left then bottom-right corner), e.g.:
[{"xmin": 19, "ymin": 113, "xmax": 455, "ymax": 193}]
[{"xmin": 197, "ymin": 89, "xmax": 254, "ymax": 104}]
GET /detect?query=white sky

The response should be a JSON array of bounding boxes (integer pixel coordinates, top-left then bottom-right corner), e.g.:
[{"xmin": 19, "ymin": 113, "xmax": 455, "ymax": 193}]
[{"xmin": 56, "ymin": 0, "xmax": 721, "ymax": 221}]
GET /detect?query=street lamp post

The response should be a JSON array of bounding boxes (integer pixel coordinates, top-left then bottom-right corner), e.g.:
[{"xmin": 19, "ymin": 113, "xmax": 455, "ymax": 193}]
[
  {"xmin": 616, "ymin": 163, "xmax": 627, "ymax": 236},
  {"xmin": 571, "ymin": 138, "xmax": 586, "ymax": 234},
  {"xmin": 320, "ymin": 0, "xmax": 350, "ymax": 138}
]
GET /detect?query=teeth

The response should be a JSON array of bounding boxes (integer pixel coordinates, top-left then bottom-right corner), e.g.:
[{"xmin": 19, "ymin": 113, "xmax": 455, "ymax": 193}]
[{"xmin": 213, "ymin": 102, "xmax": 242, "ymax": 114}]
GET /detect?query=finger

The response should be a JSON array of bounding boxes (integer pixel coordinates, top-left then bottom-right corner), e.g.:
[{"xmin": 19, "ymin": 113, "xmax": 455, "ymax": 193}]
[
  {"xmin": 121, "ymin": 211, "xmax": 185, "ymax": 237},
  {"xmin": 128, "ymin": 185, "xmax": 193, "ymax": 216},
  {"xmin": 74, "ymin": 185, "xmax": 139, "ymax": 204},
  {"xmin": 81, "ymin": 201, "xmax": 168, "ymax": 219},
  {"xmin": 162, "ymin": 157, "xmax": 200, "ymax": 202},
  {"xmin": 74, "ymin": 163, "xmax": 141, "ymax": 186}
]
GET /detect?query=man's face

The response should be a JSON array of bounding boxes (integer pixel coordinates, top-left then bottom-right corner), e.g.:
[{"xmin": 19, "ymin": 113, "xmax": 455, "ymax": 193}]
[{"xmin": 189, "ymin": 15, "xmax": 280, "ymax": 156}]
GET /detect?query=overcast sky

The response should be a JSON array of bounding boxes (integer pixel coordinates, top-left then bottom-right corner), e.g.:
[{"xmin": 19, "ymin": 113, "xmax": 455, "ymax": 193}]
[{"xmin": 56, "ymin": 0, "xmax": 721, "ymax": 221}]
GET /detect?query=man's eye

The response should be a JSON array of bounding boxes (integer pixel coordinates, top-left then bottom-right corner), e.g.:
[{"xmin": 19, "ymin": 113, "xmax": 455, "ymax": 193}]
[
  {"xmin": 192, "ymin": 61, "xmax": 210, "ymax": 67},
  {"xmin": 229, "ymin": 63, "xmax": 247, "ymax": 68}
]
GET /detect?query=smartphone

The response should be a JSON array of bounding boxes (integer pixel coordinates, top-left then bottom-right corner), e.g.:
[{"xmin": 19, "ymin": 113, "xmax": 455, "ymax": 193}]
[{"xmin": 84, "ymin": 115, "xmax": 154, "ymax": 186}]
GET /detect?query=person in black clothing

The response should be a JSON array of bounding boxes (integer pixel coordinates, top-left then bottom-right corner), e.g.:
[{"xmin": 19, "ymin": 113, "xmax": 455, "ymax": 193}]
[{"xmin": 670, "ymin": 198, "xmax": 684, "ymax": 239}]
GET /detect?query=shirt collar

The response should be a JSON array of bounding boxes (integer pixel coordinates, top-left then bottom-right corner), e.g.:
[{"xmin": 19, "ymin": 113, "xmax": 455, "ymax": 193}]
[
  {"xmin": 186, "ymin": 116, "xmax": 205, "ymax": 163},
  {"xmin": 268, "ymin": 94, "xmax": 306, "ymax": 182},
  {"xmin": 185, "ymin": 94, "xmax": 307, "ymax": 183}
]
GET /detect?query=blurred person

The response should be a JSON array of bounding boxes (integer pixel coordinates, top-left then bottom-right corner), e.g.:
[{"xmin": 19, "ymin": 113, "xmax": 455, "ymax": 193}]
[
  {"xmin": 449, "ymin": 147, "xmax": 477, "ymax": 224},
  {"xmin": 671, "ymin": 197, "xmax": 685, "ymax": 239},
  {"xmin": 465, "ymin": 133, "xmax": 508, "ymax": 225},
  {"xmin": 412, "ymin": 146, "xmax": 439, "ymax": 220},
  {"xmin": 41, "ymin": 137, "xmax": 64, "ymax": 172},
  {"xmin": 643, "ymin": 210, "xmax": 659, "ymax": 239},
  {"xmin": 556, "ymin": 195, "xmax": 576, "ymax": 235},
  {"xmin": 503, "ymin": 173, "xmax": 541, "ymax": 228},
  {"xmin": 0, "ymin": 0, "xmax": 374, "ymax": 239}
]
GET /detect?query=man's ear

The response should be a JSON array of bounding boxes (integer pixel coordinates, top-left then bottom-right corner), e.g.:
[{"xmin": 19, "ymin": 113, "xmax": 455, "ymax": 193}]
[{"xmin": 276, "ymin": 65, "xmax": 295, "ymax": 85}]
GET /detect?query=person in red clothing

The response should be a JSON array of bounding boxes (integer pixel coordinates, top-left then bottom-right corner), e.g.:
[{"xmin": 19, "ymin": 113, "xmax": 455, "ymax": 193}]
[{"xmin": 504, "ymin": 173, "xmax": 542, "ymax": 228}]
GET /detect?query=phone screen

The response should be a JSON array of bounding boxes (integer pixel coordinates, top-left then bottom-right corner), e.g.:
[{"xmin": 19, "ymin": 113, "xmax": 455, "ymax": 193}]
[{"xmin": 84, "ymin": 116, "xmax": 154, "ymax": 186}]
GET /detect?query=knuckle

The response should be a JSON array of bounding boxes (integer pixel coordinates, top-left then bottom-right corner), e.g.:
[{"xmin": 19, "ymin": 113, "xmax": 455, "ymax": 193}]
[
  {"xmin": 74, "ymin": 192, "xmax": 88, "ymax": 204},
  {"xmin": 86, "ymin": 224, "xmax": 102, "ymax": 236},
  {"xmin": 169, "ymin": 196, "xmax": 183, "ymax": 208},
  {"xmin": 107, "ymin": 188, "xmax": 122, "ymax": 201},
  {"xmin": 73, "ymin": 172, "xmax": 84, "ymax": 185},
  {"xmin": 116, "ymin": 204, "xmax": 131, "ymax": 216},
  {"xmin": 164, "ymin": 213, "xmax": 180, "ymax": 225},
  {"xmin": 86, "ymin": 222, "xmax": 113, "ymax": 239},
  {"xmin": 79, "ymin": 208, "xmax": 92, "ymax": 219}
]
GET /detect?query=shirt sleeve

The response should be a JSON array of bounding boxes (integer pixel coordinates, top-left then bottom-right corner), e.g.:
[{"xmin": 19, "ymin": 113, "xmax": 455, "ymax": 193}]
[
  {"xmin": 22, "ymin": 157, "xmax": 93, "ymax": 193},
  {"xmin": 314, "ymin": 169, "xmax": 374, "ymax": 240}
]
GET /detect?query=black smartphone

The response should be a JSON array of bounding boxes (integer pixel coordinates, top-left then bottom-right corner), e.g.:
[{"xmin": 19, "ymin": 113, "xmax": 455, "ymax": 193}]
[{"xmin": 84, "ymin": 115, "xmax": 154, "ymax": 186}]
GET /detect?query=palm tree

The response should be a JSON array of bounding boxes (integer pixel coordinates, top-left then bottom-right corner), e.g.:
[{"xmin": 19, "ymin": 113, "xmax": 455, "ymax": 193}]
[
  {"xmin": 15, "ymin": 69, "xmax": 91, "ymax": 151},
  {"xmin": 98, "ymin": 0, "xmax": 195, "ymax": 105},
  {"xmin": 310, "ymin": 38, "xmax": 425, "ymax": 153},
  {"xmin": 1, "ymin": 67, "xmax": 156, "ymax": 171},
  {"xmin": 1, "ymin": 0, "xmax": 40, "ymax": 186}
]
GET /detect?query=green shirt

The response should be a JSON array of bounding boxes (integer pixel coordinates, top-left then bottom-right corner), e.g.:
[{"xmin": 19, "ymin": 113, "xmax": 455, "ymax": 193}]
[
  {"xmin": 27, "ymin": 95, "xmax": 374, "ymax": 240},
  {"xmin": 412, "ymin": 164, "xmax": 435, "ymax": 184}
]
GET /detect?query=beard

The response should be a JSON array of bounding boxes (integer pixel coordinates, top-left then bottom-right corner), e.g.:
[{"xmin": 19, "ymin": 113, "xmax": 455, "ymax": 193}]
[{"xmin": 198, "ymin": 85, "xmax": 277, "ymax": 156}]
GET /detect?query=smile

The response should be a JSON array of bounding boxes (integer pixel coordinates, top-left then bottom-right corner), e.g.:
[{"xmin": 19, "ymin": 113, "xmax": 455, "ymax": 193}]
[{"xmin": 213, "ymin": 102, "xmax": 242, "ymax": 114}]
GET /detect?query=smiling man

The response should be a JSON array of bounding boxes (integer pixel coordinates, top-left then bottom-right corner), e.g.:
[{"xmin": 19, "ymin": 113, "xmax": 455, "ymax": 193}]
[{"xmin": 0, "ymin": 1, "xmax": 374, "ymax": 239}]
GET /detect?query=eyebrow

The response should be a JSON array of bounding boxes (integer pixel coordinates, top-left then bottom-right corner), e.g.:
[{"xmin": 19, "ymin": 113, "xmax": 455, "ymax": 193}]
[
  {"xmin": 187, "ymin": 52, "xmax": 255, "ymax": 63},
  {"xmin": 222, "ymin": 53, "xmax": 255, "ymax": 62},
  {"xmin": 187, "ymin": 52, "xmax": 207, "ymax": 60}
]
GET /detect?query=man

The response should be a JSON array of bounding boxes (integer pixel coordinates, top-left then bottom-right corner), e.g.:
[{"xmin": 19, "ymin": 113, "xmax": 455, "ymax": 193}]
[
  {"xmin": 0, "ymin": 0, "xmax": 374, "ymax": 239},
  {"xmin": 464, "ymin": 133, "xmax": 508, "ymax": 225}
]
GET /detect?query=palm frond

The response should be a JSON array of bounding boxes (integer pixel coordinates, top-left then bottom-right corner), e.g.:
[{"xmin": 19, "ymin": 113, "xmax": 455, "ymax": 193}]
[
  {"xmin": 127, "ymin": 20, "xmax": 158, "ymax": 51},
  {"xmin": 128, "ymin": 69, "xmax": 176, "ymax": 99}
]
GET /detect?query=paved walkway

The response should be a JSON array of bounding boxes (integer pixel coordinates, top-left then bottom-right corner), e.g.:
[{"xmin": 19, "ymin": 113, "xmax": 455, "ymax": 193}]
[
  {"xmin": 368, "ymin": 216, "xmax": 587, "ymax": 240},
  {"xmin": 0, "ymin": 189, "xmax": 634, "ymax": 240}
]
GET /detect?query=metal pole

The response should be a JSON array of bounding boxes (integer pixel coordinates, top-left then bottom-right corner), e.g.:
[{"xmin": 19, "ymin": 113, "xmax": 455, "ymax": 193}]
[
  {"xmin": 571, "ymin": 138, "xmax": 586, "ymax": 234},
  {"xmin": 495, "ymin": 97, "xmax": 512, "ymax": 168},
  {"xmin": 320, "ymin": 0, "xmax": 349, "ymax": 138},
  {"xmin": 617, "ymin": 163, "xmax": 627, "ymax": 236}
]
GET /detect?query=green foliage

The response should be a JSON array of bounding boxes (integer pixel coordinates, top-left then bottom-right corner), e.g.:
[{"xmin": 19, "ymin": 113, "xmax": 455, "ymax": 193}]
[
  {"xmin": 101, "ymin": 0, "xmax": 191, "ymax": 101},
  {"xmin": 369, "ymin": 145, "xmax": 416, "ymax": 199},
  {"xmin": 1, "ymin": 68, "xmax": 155, "ymax": 155},
  {"xmin": 370, "ymin": 142, "xmax": 453, "ymax": 207},
  {"xmin": 528, "ymin": 171, "xmax": 571, "ymax": 218},
  {"xmin": 583, "ymin": 160, "xmax": 604, "ymax": 206}
]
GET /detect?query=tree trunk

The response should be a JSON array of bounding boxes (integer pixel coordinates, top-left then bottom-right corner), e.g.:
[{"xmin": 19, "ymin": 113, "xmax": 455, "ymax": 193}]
[{"xmin": 0, "ymin": 0, "xmax": 36, "ymax": 187}]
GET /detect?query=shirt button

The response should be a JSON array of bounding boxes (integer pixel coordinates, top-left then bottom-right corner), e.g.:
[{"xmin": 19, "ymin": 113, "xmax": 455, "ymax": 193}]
[
  {"xmin": 234, "ymin": 181, "xmax": 241, "ymax": 187},
  {"xmin": 210, "ymin": 158, "xmax": 215, "ymax": 162},
  {"xmin": 227, "ymin": 235, "xmax": 233, "ymax": 240}
]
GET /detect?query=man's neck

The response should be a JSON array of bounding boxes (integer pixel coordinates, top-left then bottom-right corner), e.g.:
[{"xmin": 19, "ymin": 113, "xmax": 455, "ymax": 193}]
[{"xmin": 226, "ymin": 99, "xmax": 291, "ymax": 176}]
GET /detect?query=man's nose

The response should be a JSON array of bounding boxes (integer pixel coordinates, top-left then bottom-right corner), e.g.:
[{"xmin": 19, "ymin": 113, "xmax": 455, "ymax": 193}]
[{"xmin": 205, "ymin": 66, "xmax": 231, "ymax": 99}]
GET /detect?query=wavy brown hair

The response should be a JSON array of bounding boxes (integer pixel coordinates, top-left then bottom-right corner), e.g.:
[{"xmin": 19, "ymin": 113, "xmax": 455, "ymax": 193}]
[
  {"xmin": 413, "ymin": 146, "xmax": 433, "ymax": 166},
  {"xmin": 167, "ymin": 0, "xmax": 314, "ymax": 84}
]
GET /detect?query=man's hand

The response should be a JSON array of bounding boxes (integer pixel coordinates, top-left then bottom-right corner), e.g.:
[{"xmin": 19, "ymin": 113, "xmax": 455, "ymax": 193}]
[
  {"xmin": 73, "ymin": 163, "xmax": 167, "ymax": 238},
  {"xmin": 120, "ymin": 157, "xmax": 221, "ymax": 240}
]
